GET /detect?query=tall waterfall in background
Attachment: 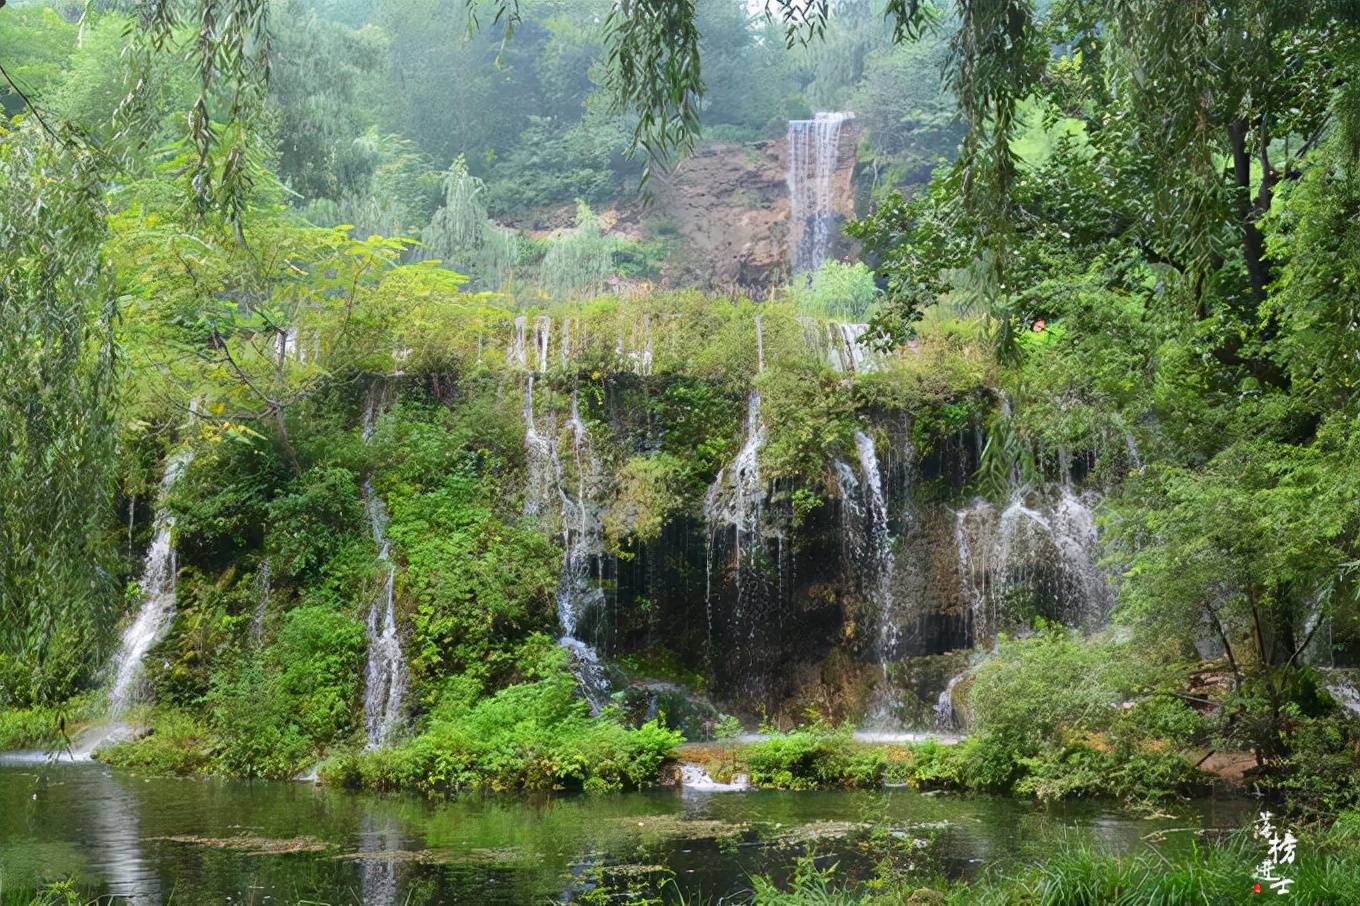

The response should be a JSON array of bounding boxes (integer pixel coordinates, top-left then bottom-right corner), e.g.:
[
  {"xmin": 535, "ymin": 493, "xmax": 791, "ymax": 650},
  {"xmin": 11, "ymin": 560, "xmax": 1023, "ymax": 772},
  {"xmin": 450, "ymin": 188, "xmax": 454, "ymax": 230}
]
[
  {"xmin": 787, "ymin": 112, "xmax": 853, "ymax": 274},
  {"xmin": 106, "ymin": 448, "xmax": 195, "ymax": 720},
  {"xmin": 361, "ymin": 483, "xmax": 407, "ymax": 749}
]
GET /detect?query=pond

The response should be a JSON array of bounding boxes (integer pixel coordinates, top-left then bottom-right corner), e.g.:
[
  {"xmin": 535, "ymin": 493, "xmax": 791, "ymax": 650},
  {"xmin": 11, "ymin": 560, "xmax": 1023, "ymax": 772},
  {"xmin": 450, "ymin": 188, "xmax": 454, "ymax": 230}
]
[{"xmin": 0, "ymin": 759, "xmax": 1252, "ymax": 905}]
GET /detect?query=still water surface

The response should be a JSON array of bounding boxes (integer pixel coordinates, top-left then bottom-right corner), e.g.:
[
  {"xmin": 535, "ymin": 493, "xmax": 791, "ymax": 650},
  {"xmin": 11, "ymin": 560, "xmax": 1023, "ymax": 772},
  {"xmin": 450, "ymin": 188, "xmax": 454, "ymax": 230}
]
[{"xmin": 0, "ymin": 760, "xmax": 1250, "ymax": 904}]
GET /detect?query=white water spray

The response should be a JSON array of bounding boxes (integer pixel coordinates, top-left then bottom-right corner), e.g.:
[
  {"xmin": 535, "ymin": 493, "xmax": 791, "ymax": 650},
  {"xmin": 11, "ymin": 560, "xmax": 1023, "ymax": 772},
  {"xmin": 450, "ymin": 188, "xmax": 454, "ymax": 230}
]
[
  {"xmin": 361, "ymin": 483, "xmax": 407, "ymax": 750},
  {"xmin": 106, "ymin": 448, "xmax": 195, "ymax": 720},
  {"xmin": 954, "ymin": 487, "xmax": 1113, "ymax": 644}
]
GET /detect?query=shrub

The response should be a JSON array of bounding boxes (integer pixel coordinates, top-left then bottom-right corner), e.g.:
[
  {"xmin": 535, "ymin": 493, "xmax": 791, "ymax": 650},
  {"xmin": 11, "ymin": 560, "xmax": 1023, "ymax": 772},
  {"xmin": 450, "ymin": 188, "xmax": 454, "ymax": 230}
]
[
  {"xmin": 969, "ymin": 627, "xmax": 1123, "ymax": 748},
  {"xmin": 744, "ymin": 726, "xmax": 891, "ymax": 789},
  {"xmin": 325, "ymin": 645, "xmax": 682, "ymax": 794},
  {"xmin": 0, "ymin": 694, "xmax": 96, "ymax": 751},
  {"xmin": 264, "ymin": 466, "xmax": 363, "ymax": 581},
  {"xmin": 1109, "ymin": 694, "xmax": 1207, "ymax": 748},
  {"xmin": 97, "ymin": 709, "xmax": 212, "ymax": 774},
  {"xmin": 272, "ymin": 605, "xmax": 366, "ymax": 743},
  {"xmin": 206, "ymin": 659, "xmax": 316, "ymax": 779},
  {"xmin": 955, "ymin": 733, "xmax": 1026, "ymax": 792},
  {"xmin": 1268, "ymin": 715, "xmax": 1360, "ymax": 819}
]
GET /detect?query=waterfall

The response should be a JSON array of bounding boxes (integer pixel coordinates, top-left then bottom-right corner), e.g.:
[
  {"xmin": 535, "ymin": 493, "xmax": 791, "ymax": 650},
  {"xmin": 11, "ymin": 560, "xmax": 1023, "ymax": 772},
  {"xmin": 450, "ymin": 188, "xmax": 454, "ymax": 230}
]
[
  {"xmin": 508, "ymin": 314, "xmax": 528, "ymax": 369},
  {"xmin": 855, "ymin": 432, "xmax": 898, "ymax": 663},
  {"xmin": 559, "ymin": 317, "xmax": 573, "ymax": 370},
  {"xmin": 251, "ymin": 560, "xmax": 270, "ymax": 647},
  {"xmin": 637, "ymin": 315, "xmax": 654, "ymax": 375},
  {"xmin": 834, "ymin": 459, "xmax": 866, "ymax": 566},
  {"xmin": 522, "ymin": 380, "xmax": 611, "ymax": 710},
  {"xmin": 797, "ymin": 318, "xmax": 875, "ymax": 373},
  {"xmin": 934, "ymin": 671, "xmax": 966, "ymax": 731},
  {"xmin": 787, "ymin": 111, "xmax": 853, "ymax": 274},
  {"xmin": 703, "ymin": 314, "xmax": 776, "ymax": 694},
  {"xmin": 106, "ymin": 448, "xmax": 195, "ymax": 720},
  {"xmin": 361, "ymin": 482, "xmax": 407, "ymax": 750},
  {"xmin": 955, "ymin": 486, "xmax": 1113, "ymax": 644},
  {"xmin": 851, "ymin": 431, "xmax": 907, "ymax": 728},
  {"xmin": 522, "ymin": 376, "xmax": 561, "ymax": 518},
  {"xmin": 557, "ymin": 391, "xmax": 611, "ymax": 713},
  {"xmin": 358, "ymin": 382, "xmax": 406, "ymax": 749},
  {"xmin": 1323, "ymin": 671, "xmax": 1360, "ymax": 716},
  {"xmin": 754, "ymin": 312, "xmax": 766, "ymax": 373},
  {"xmin": 704, "ymin": 390, "xmax": 767, "ymax": 554},
  {"xmin": 832, "ymin": 323, "xmax": 873, "ymax": 373}
]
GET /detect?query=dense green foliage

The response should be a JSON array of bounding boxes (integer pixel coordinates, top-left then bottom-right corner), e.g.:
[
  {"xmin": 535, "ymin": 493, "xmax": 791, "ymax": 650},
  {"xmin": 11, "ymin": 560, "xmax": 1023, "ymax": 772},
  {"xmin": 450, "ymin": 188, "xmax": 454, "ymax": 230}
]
[{"xmin": 0, "ymin": 120, "xmax": 118, "ymax": 704}]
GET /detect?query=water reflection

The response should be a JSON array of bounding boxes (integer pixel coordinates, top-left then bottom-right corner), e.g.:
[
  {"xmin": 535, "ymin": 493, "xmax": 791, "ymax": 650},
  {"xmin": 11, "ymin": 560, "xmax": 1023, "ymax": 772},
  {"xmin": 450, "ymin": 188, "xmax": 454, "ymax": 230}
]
[
  {"xmin": 0, "ymin": 764, "xmax": 1252, "ymax": 905},
  {"xmin": 0, "ymin": 763, "xmax": 158, "ymax": 903},
  {"xmin": 357, "ymin": 814, "xmax": 402, "ymax": 906},
  {"xmin": 82, "ymin": 769, "xmax": 161, "ymax": 905}
]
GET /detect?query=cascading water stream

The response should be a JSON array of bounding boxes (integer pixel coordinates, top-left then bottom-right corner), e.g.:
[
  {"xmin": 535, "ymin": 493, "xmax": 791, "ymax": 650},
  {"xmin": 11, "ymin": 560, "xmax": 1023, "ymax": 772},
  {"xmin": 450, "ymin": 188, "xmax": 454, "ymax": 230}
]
[
  {"xmin": 251, "ymin": 561, "xmax": 271, "ymax": 647},
  {"xmin": 534, "ymin": 315, "xmax": 551, "ymax": 373},
  {"xmin": 955, "ymin": 486, "xmax": 1113, "ymax": 645},
  {"xmin": 934, "ymin": 671, "xmax": 967, "ymax": 731},
  {"xmin": 703, "ymin": 314, "xmax": 771, "ymax": 688},
  {"xmin": 851, "ymin": 431, "xmax": 908, "ymax": 727},
  {"xmin": 508, "ymin": 314, "xmax": 528, "ymax": 369},
  {"xmin": 358, "ymin": 382, "xmax": 407, "ymax": 750},
  {"xmin": 72, "ymin": 448, "xmax": 194, "ymax": 757},
  {"xmin": 556, "ymin": 390, "xmax": 611, "ymax": 713},
  {"xmin": 361, "ymin": 482, "xmax": 407, "ymax": 750},
  {"xmin": 787, "ymin": 112, "xmax": 853, "ymax": 274},
  {"xmin": 856, "ymin": 432, "xmax": 897, "ymax": 663},
  {"xmin": 106, "ymin": 449, "xmax": 195, "ymax": 722}
]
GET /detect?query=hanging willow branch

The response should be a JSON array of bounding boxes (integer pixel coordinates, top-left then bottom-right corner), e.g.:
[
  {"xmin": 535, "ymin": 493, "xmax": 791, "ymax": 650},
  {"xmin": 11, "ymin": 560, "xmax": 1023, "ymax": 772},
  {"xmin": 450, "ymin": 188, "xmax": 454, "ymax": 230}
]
[{"xmin": 115, "ymin": 0, "xmax": 271, "ymax": 230}]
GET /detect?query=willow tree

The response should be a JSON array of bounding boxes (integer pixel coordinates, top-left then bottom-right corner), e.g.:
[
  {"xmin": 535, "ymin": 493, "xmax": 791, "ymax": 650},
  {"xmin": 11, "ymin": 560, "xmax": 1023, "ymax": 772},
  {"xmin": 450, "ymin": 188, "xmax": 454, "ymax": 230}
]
[
  {"xmin": 539, "ymin": 201, "xmax": 617, "ymax": 299},
  {"xmin": 0, "ymin": 121, "xmax": 119, "ymax": 703},
  {"xmin": 420, "ymin": 156, "xmax": 520, "ymax": 290}
]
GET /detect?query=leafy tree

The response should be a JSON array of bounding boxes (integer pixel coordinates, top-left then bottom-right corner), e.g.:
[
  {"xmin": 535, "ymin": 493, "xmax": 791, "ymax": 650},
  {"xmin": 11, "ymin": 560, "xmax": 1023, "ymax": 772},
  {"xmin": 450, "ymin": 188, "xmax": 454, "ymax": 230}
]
[
  {"xmin": 110, "ymin": 171, "xmax": 463, "ymax": 469},
  {"xmin": 0, "ymin": 120, "xmax": 119, "ymax": 702},
  {"xmin": 419, "ymin": 155, "xmax": 521, "ymax": 289},
  {"xmin": 538, "ymin": 200, "xmax": 617, "ymax": 299}
]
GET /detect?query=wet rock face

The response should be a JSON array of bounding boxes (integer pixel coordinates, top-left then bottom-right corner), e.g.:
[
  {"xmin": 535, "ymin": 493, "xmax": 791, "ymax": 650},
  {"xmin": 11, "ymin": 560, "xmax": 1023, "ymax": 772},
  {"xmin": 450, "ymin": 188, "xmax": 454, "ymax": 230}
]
[{"xmin": 637, "ymin": 140, "xmax": 794, "ymax": 293}]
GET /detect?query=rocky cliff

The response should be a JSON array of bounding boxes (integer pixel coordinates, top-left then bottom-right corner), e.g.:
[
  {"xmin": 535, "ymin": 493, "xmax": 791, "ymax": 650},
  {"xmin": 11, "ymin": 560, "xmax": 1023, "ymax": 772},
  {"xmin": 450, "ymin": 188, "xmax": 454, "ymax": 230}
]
[{"xmin": 520, "ymin": 120, "xmax": 861, "ymax": 295}]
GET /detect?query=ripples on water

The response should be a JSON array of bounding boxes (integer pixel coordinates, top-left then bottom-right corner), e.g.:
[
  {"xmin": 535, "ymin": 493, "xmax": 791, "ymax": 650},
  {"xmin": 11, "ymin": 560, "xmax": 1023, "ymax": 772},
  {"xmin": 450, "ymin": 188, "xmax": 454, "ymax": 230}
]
[{"xmin": 0, "ymin": 762, "xmax": 1251, "ymax": 904}]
